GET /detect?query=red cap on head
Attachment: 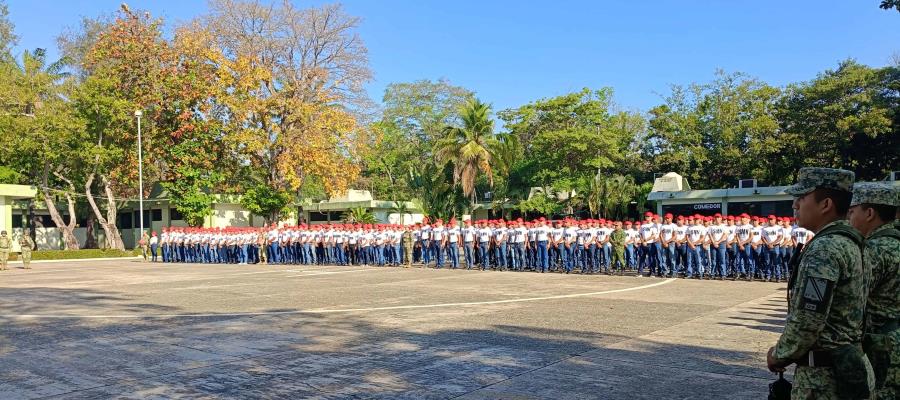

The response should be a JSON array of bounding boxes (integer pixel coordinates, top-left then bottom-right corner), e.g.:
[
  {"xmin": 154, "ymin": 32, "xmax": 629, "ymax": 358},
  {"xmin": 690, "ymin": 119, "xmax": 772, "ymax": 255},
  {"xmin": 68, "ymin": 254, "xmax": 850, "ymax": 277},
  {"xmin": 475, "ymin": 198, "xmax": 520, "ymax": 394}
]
[
  {"xmin": 664, "ymin": 213, "xmax": 673, "ymax": 218},
  {"xmin": 768, "ymin": 215, "xmax": 776, "ymax": 219},
  {"xmin": 726, "ymin": 215, "xmax": 735, "ymax": 220},
  {"xmin": 714, "ymin": 213, "xmax": 722, "ymax": 218},
  {"xmin": 740, "ymin": 213, "xmax": 750, "ymax": 219},
  {"xmin": 625, "ymin": 221, "xmax": 633, "ymax": 225},
  {"xmin": 644, "ymin": 211, "xmax": 653, "ymax": 217}
]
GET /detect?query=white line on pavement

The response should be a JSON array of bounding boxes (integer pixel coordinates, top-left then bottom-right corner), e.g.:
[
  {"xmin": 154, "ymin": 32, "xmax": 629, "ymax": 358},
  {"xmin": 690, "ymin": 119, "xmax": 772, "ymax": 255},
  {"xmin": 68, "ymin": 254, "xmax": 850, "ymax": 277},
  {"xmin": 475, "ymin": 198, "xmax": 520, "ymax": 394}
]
[{"xmin": 0, "ymin": 278, "xmax": 676, "ymax": 319}]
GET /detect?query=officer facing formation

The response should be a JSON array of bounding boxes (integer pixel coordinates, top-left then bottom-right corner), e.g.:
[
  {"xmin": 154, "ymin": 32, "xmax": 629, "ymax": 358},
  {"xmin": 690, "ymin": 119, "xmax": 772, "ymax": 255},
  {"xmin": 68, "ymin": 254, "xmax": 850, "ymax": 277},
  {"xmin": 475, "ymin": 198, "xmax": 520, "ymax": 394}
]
[
  {"xmin": 18, "ymin": 229, "xmax": 35, "ymax": 269},
  {"xmin": 848, "ymin": 182, "xmax": 900, "ymax": 400},
  {"xmin": 0, "ymin": 230, "xmax": 10, "ymax": 270},
  {"xmin": 767, "ymin": 167, "xmax": 874, "ymax": 399}
]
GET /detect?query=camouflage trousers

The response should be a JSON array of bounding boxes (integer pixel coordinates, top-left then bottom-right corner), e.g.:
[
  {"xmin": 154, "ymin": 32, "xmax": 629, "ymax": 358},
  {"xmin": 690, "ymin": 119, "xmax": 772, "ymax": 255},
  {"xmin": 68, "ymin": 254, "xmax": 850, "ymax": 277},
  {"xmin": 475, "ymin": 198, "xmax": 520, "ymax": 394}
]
[
  {"xmin": 791, "ymin": 362, "xmax": 875, "ymax": 400},
  {"xmin": 871, "ymin": 329, "xmax": 900, "ymax": 400},
  {"xmin": 404, "ymin": 246, "xmax": 413, "ymax": 267},
  {"xmin": 21, "ymin": 249, "xmax": 31, "ymax": 268},
  {"xmin": 0, "ymin": 250, "xmax": 8, "ymax": 269},
  {"xmin": 258, "ymin": 246, "xmax": 268, "ymax": 264},
  {"xmin": 141, "ymin": 245, "xmax": 150, "ymax": 261}
]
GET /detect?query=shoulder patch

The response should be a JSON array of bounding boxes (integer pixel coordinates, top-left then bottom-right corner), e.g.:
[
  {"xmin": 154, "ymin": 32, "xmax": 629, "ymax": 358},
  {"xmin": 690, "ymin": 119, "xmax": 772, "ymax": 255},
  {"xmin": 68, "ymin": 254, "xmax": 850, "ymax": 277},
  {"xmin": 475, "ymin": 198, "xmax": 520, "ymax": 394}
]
[{"xmin": 799, "ymin": 276, "xmax": 833, "ymax": 314}]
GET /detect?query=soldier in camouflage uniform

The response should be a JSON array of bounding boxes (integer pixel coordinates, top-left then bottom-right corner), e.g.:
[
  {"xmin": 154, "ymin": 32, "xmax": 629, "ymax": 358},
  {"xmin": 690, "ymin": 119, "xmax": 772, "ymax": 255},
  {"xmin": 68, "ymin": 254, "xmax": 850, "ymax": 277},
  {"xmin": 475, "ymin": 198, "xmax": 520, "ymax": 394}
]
[
  {"xmin": 0, "ymin": 230, "xmax": 10, "ymax": 270},
  {"xmin": 609, "ymin": 221, "xmax": 627, "ymax": 275},
  {"xmin": 767, "ymin": 167, "xmax": 875, "ymax": 400},
  {"xmin": 257, "ymin": 228, "xmax": 268, "ymax": 265},
  {"xmin": 18, "ymin": 229, "xmax": 35, "ymax": 269},
  {"xmin": 402, "ymin": 226, "xmax": 414, "ymax": 268},
  {"xmin": 139, "ymin": 231, "xmax": 150, "ymax": 262},
  {"xmin": 848, "ymin": 182, "xmax": 900, "ymax": 400}
]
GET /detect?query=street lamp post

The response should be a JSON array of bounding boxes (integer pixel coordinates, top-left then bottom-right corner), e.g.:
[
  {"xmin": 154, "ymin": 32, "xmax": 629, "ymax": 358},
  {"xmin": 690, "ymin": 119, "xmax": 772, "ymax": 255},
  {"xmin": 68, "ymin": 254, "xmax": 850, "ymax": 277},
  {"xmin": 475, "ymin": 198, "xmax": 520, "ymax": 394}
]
[{"xmin": 135, "ymin": 110, "xmax": 144, "ymax": 238}]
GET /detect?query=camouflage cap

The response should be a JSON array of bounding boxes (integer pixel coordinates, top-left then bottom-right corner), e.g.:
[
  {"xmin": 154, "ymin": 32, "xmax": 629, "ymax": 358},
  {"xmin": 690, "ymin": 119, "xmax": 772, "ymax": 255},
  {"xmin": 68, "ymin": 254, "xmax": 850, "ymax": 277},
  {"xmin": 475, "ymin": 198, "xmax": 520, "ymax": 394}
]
[
  {"xmin": 784, "ymin": 167, "xmax": 855, "ymax": 196},
  {"xmin": 850, "ymin": 182, "xmax": 898, "ymax": 207}
]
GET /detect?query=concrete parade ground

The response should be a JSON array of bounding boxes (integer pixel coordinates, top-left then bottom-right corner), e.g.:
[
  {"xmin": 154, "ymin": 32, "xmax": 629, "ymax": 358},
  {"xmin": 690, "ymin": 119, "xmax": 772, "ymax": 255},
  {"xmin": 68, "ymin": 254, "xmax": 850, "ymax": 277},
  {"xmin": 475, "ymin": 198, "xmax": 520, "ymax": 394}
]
[{"xmin": 1, "ymin": 259, "xmax": 790, "ymax": 399}]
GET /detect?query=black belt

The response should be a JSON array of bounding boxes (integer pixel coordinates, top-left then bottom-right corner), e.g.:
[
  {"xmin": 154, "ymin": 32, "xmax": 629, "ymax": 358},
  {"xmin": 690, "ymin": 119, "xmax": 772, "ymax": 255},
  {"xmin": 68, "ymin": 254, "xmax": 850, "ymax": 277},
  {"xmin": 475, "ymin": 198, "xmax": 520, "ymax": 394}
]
[{"xmin": 795, "ymin": 350, "xmax": 834, "ymax": 367}]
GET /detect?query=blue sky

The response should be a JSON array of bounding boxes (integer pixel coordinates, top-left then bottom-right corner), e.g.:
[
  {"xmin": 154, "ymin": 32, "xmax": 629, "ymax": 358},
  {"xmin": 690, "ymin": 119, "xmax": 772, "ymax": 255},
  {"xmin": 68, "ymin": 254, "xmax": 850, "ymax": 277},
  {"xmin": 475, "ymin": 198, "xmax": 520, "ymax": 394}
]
[{"xmin": 7, "ymin": 1, "xmax": 899, "ymax": 113}]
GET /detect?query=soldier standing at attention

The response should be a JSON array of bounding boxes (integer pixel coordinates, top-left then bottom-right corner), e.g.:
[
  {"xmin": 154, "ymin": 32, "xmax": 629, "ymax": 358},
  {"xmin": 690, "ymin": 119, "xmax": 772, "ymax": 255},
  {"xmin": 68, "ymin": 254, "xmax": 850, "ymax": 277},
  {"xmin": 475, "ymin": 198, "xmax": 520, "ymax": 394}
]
[
  {"xmin": 18, "ymin": 229, "xmax": 35, "ymax": 269},
  {"xmin": 767, "ymin": 167, "xmax": 874, "ymax": 399},
  {"xmin": 140, "ymin": 230, "xmax": 150, "ymax": 262},
  {"xmin": 0, "ymin": 230, "xmax": 10, "ymax": 270},
  {"xmin": 848, "ymin": 182, "xmax": 899, "ymax": 400},
  {"xmin": 257, "ymin": 228, "xmax": 268, "ymax": 265},
  {"xmin": 402, "ymin": 225, "xmax": 414, "ymax": 268},
  {"xmin": 609, "ymin": 221, "xmax": 626, "ymax": 275}
]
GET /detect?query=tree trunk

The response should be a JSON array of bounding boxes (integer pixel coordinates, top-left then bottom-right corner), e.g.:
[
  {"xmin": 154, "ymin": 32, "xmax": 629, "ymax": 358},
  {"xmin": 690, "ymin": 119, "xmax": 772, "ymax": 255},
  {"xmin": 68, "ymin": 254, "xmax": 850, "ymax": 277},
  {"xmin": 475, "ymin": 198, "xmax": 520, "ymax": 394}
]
[
  {"xmin": 41, "ymin": 166, "xmax": 80, "ymax": 250},
  {"xmin": 84, "ymin": 212, "xmax": 97, "ymax": 249},
  {"xmin": 85, "ymin": 173, "xmax": 125, "ymax": 250}
]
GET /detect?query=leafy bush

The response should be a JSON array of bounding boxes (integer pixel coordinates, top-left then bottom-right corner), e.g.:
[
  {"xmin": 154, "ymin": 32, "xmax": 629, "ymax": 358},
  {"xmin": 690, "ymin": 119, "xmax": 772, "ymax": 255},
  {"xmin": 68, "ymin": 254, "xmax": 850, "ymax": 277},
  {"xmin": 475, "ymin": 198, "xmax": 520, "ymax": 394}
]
[{"xmin": 7, "ymin": 248, "xmax": 141, "ymax": 261}]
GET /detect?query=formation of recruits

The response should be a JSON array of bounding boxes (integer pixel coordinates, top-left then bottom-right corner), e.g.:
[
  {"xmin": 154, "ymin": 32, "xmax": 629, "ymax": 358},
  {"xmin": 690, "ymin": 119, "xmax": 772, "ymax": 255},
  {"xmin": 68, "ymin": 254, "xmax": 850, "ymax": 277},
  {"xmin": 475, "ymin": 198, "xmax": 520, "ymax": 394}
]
[{"xmin": 147, "ymin": 212, "xmax": 812, "ymax": 283}]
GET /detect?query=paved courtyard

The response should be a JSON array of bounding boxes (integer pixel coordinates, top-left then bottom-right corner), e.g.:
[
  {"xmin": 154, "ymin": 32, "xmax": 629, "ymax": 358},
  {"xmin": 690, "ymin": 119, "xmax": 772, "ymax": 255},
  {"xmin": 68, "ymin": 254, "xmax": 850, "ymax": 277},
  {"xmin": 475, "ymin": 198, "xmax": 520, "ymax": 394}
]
[{"xmin": 0, "ymin": 259, "xmax": 790, "ymax": 399}]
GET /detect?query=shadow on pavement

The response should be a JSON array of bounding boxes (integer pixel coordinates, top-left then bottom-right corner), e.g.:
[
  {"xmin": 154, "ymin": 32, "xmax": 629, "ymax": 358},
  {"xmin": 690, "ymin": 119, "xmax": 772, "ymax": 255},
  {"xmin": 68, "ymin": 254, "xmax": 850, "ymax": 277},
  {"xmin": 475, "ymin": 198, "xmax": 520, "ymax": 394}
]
[{"xmin": 0, "ymin": 286, "xmax": 780, "ymax": 400}]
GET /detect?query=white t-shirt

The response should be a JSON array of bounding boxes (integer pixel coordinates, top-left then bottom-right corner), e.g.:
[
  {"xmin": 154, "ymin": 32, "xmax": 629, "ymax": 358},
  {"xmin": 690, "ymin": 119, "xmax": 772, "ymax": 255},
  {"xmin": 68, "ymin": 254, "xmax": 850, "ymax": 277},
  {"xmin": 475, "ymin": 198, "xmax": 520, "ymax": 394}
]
[
  {"xmin": 762, "ymin": 225, "xmax": 782, "ymax": 245},
  {"xmin": 535, "ymin": 226, "xmax": 550, "ymax": 241},
  {"xmin": 639, "ymin": 223, "xmax": 658, "ymax": 243},
  {"xmin": 514, "ymin": 227, "xmax": 528, "ymax": 243},
  {"xmin": 674, "ymin": 225, "xmax": 688, "ymax": 242},
  {"xmin": 478, "ymin": 228, "xmax": 492, "ymax": 243},
  {"xmin": 463, "ymin": 227, "xmax": 476, "ymax": 242},
  {"xmin": 687, "ymin": 225, "xmax": 707, "ymax": 244},
  {"xmin": 432, "ymin": 227, "xmax": 446, "ymax": 241},
  {"xmin": 659, "ymin": 223, "xmax": 676, "ymax": 242},
  {"xmin": 708, "ymin": 224, "xmax": 726, "ymax": 243},
  {"xmin": 564, "ymin": 227, "xmax": 579, "ymax": 244},
  {"xmin": 551, "ymin": 227, "xmax": 564, "ymax": 242},
  {"xmin": 736, "ymin": 224, "xmax": 753, "ymax": 242},
  {"xmin": 750, "ymin": 226, "xmax": 764, "ymax": 244},
  {"xmin": 625, "ymin": 228, "xmax": 640, "ymax": 244},
  {"xmin": 447, "ymin": 227, "xmax": 460, "ymax": 243}
]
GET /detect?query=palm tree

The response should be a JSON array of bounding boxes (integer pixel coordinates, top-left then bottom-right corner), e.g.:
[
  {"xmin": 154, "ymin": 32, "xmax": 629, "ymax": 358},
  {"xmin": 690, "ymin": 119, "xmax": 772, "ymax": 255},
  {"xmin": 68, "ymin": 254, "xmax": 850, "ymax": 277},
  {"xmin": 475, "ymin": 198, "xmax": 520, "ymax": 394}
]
[
  {"xmin": 343, "ymin": 207, "xmax": 377, "ymax": 224},
  {"xmin": 390, "ymin": 201, "xmax": 410, "ymax": 225},
  {"xmin": 435, "ymin": 98, "xmax": 500, "ymax": 205}
]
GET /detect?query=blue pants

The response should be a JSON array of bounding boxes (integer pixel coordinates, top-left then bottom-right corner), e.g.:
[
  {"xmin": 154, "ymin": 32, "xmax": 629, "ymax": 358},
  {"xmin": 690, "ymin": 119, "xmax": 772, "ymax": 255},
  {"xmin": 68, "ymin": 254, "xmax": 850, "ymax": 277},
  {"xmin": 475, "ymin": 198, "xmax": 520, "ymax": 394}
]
[
  {"xmin": 447, "ymin": 244, "xmax": 459, "ymax": 269},
  {"xmin": 687, "ymin": 246, "xmax": 706, "ymax": 277},
  {"xmin": 560, "ymin": 244, "xmax": 571, "ymax": 272},
  {"xmin": 739, "ymin": 245, "xmax": 755, "ymax": 277},
  {"xmin": 712, "ymin": 243, "xmax": 727, "ymax": 277},
  {"xmin": 463, "ymin": 243, "xmax": 475, "ymax": 269},
  {"xmin": 625, "ymin": 244, "xmax": 635, "ymax": 269},
  {"xmin": 512, "ymin": 243, "xmax": 525, "ymax": 270},
  {"xmin": 766, "ymin": 246, "xmax": 781, "ymax": 279},
  {"xmin": 537, "ymin": 241, "xmax": 549, "ymax": 272},
  {"xmin": 728, "ymin": 244, "xmax": 740, "ymax": 275},
  {"xmin": 494, "ymin": 243, "xmax": 507, "ymax": 271},
  {"xmin": 478, "ymin": 242, "xmax": 490, "ymax": 269},
  {"xmin": 662, "ymin": 244, "xmax": 676, "ymax": 275}
]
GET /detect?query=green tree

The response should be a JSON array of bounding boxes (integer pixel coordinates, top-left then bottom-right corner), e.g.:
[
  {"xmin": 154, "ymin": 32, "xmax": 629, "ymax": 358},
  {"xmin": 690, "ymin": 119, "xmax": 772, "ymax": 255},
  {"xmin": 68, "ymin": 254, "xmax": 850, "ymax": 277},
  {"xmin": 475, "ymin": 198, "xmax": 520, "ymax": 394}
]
[
  {"xmin": 500, "ymin": 88, "xmax": 639, "ymax": 192},
  {"xmin": 361, "ymin": 79, "xmax": 473, "ymax": 199},
  {"xmin": 435, "ymin": 98, "xmax": 502, "ymax": 204},
  {"xmin": 880, "ymin": 1, "xmax": 900, "ymax": 12},
  {"xmin": 343, "ymin": 207, "xmax": 377, "ymax": 224},
  {"xmin": 645, "ymin": 71, "xmax": 781, "ymax": 188},
  {"xmin": 240, "ymin": 184, "xmax": 292, "ymax": 224},
  {"xmin": 775, "ymin": 60, "xmax": 899, "ymax": 182}
]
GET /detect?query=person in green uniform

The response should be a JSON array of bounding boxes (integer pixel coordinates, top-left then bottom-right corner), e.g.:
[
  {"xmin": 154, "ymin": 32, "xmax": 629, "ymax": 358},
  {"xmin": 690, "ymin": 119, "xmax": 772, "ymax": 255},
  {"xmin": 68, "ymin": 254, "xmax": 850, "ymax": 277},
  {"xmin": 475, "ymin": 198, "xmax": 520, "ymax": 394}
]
[
  {"xmin": 766, "ymin": 167, "xmax": 874, "ymax": 400},
  {"xmin": 402, "ymin": 226, "xmax": 414, "ymax": 268},
  {"xmin": 139, "ymin": 231, "xmax": 150, "ymax": 262},
  {"xmin": 18, "ymin": 229, "xmax": 35, "ymax": 269},
  {"xmin": 609, "ymin": 221, "xmax": 627, "ymax": 275},
  {"xmin": 848, "ymin": 182, "xmax": 900, "ymax": 400},
  {"xmin": 0, "ymin": 230, "xmax": 10, "ymax": 270},
  {"xmin": 257, "ymin": 228, "xmax": 268, "ymax": 265}
]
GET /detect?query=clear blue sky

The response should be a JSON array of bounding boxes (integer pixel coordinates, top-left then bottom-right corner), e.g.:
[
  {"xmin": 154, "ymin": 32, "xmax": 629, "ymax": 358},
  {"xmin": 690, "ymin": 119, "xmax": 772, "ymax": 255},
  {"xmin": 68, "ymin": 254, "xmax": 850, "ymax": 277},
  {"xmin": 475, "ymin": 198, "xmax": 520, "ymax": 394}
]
[{"xmin": 8, "ymin": 1, "xmax": 900, "ymax": 113}]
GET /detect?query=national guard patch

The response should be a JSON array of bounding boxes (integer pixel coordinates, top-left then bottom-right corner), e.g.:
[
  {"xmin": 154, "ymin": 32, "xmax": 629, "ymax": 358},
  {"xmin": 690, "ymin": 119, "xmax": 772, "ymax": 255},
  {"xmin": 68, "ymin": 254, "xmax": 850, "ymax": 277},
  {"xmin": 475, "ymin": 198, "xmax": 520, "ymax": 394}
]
[{"xmin": 799, "ymin": 277, "xmax": 833, "ymax": 314}]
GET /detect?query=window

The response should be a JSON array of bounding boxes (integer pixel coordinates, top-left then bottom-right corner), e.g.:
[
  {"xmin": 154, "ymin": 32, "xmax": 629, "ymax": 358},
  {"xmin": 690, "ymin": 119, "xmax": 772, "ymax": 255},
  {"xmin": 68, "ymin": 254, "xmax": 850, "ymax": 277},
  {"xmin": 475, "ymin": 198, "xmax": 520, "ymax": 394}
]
[
  {"xmin": 12, "ymin": 214, "xmax": 23, "ymax": 228},
  {"xmin": 152, "ymin": 209, "xmax": 162, "ymax": 221},
  {"xmin": 170, "ymin": 208, "xmax": 184, "ymax": 221},
  {"xmin": 727, "ymin": 200, "xmax": 793, "ymax": 217},
  {"xmin": 309, "ymin": 212, "xmax": 329, "ymax": 222},
  {"xmin": 118, "ymin": 213, "xmax": 133, "ymax": 229}
]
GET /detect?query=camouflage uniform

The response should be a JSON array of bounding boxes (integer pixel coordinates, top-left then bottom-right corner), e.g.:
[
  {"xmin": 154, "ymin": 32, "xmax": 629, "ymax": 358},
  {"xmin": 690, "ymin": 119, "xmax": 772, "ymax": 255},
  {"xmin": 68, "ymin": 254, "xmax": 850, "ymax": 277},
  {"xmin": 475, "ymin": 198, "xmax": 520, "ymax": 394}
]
[
  {"xmin": 773, "ymin": 168, "xmax": 874, "ymax": 399},
  {"xmin": 140, "ymin": 232, "xmax": 150, "ymax": 262},
  {"xmin": 257, "ymin": 231, "xmax": 268, "ymax": 264},
  {"xmin": 402, "ymin": 229, "xmax": 414, "ymax": 268},
  {"xmin": 609, "ymin": 226, "xmax": 626, "ymax": 274},
  {"xmin": 852, "ymin": 182, "xmax": 900, "ymax": 400},
  {"xmin": 0, "ymin": 231, "xmax": 10, "ymax": 270},
  {"xmin": 18, "ymin": 230, "xmax": 35, "ymax": 269}
]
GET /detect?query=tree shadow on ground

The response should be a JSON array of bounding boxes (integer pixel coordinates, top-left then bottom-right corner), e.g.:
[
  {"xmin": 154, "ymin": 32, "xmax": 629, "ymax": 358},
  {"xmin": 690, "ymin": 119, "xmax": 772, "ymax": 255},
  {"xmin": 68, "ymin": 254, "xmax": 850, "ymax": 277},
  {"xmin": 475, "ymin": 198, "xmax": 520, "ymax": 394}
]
[{"xmin": 0, "ymin": 287, "xmax": 780, "ymax": 400}]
